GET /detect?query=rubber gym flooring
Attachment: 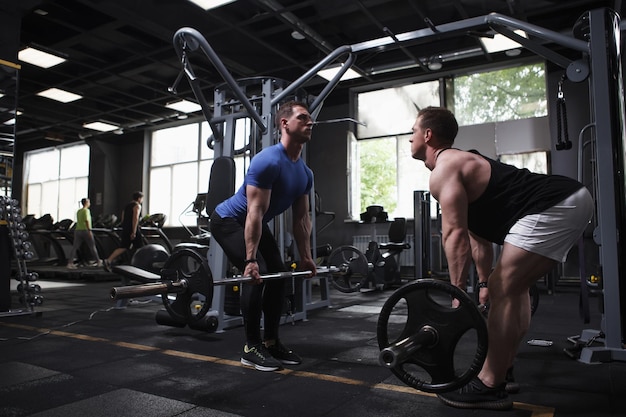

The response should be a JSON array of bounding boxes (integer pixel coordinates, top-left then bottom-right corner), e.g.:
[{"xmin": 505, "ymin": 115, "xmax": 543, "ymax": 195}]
[{"xmin": 1, "ymin": 267, "xmax": 625, "ymax": 417}]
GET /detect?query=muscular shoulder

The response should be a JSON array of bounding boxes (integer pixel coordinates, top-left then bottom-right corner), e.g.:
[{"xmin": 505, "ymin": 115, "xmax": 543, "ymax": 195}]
[
  {"xmin": 247, "ymin": 145, "xmax": 283, "ymax": 188},
  {"xmin": 430, "ymin": 150, "xmax": 490, "ymax": 202}
]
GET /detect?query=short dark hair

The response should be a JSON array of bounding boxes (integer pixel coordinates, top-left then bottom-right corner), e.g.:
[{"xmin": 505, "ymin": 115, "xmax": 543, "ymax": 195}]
[
  {"xmin": 81, "ymin": 198, "xmax": 88, "ymax": 206},
  {"xmin": 417, "ymin": 106, "xmax": 459, "ymax": 146},
  {"xmin": 275, "ymin": 100, "xmax": 309, "ymax": 129},
  {"xmin": 133, "ymin": 191, "xmax": 144, "ymax": 200}
]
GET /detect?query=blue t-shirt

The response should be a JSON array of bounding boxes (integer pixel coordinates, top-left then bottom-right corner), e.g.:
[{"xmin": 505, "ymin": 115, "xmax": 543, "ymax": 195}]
[{"xmin": 215, "ymin": 143, "xmax": 313, "ymax": 225}]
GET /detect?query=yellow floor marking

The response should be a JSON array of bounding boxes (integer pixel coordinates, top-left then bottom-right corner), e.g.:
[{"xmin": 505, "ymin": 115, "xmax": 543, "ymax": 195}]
[
  {"xmin": 113, "ymin": 341, "xmax": 160, "ymax": 351},
  {"xmin": 1, "ymin": 321, "xmax": 555, "ymax": 416}
]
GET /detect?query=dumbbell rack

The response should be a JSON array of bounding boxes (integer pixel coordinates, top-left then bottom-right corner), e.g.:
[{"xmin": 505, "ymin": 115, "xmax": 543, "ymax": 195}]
[{"xmin": 0, "ymin": 196, "xmax": 43, "ymax": 317}]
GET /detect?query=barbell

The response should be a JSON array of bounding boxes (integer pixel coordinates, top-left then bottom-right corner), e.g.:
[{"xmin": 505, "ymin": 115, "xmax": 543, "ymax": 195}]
[
  {"xmin": 110, "ymin": 269, "xmax": 324, "ymax": 299},
  {"xmin": 110, "ymin": 248, "xmax": 488, "ymax": 394},
  {"xmin": 110, "ymin": 248, "xmax": 352, "ymax": 325}
]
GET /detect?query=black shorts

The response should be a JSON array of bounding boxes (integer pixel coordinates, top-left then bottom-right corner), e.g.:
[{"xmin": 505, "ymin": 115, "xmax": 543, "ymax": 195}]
[{"xmin": 120, "ymin": 229, "xmax": 144, "ymax": 250}]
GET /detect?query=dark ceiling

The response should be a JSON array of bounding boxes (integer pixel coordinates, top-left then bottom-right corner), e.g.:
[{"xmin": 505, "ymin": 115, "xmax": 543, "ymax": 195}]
[{"xmin": 9, "ymin": 0, "xmax": 624, "ymax": 149}]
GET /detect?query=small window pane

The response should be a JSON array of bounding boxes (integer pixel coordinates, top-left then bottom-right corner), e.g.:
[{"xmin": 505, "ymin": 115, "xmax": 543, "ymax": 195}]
[
  {"xmin": 55, "ymin": 178, "xmax": 82, "ymax": 221},
  {"xmin": 26, "ymin": 149, "xmax": 59, "ymax": 182},
  {"xmin": 40, "ymin": 180, "xmax": 60, "ymax": 221},
  {"xmin": 200, "ymin": 122, "xmax": 214, "ymax": 160},
  {"xmin": 453, "ymin": 64, "xmax": 547, "ymax": 126},
  {"xmin": 396, "ymin": 134, "xmax": 431, "ymax": 217},
  {"xmin": 149, "ymin": 167, "xmax": 172, "ymax": 221},
  {"xmin": 234, "ymin": 155, "xmax": 249, "ymax": 191},
  {"xmin": 26, "ymin": 184, "xmax": 41, "ymax": 216},
  {"xmin": 358, "ymin": 137, "xmax": 397, "ymax": 213},
  {"xmin": 357, "ymin": 82, "xmax": 439, "ymax": 139},
  {"xmin": 199, "ymin": 159, "xmax": 212, "ymax": 194},
  {"xmin": 60, "ymin": 145, "xmax": 89, "ymax": 178},
  {"xmin": 151, "ymin": 124, "xmax": 199, "ymax": 166},
  {"xmin": 171, "ymin": 162, "xmax": 199, "ymax": 226}
]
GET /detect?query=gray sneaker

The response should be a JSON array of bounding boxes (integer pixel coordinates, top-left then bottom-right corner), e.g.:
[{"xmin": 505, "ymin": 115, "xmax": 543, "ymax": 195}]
[{"xmin": 241, "ymin": 344, "xmax": 282, "ymax": 372}]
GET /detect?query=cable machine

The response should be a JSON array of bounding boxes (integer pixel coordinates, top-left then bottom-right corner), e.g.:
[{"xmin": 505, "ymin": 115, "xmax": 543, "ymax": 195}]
[
  {"xmin": 170, "ymin": 28, "xmax": 356, "ymax": 330},
  {"xmin": 170, "ymin": 8, "xmax": 626, "ymax": 360}
]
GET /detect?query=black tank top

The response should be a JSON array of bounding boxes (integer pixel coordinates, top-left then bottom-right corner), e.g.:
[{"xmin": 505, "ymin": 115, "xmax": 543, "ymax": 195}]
[
  {"xmin": 467, "ymin": 150, "xmax": 583, "ymax": 244},
  {"xmin": 121, "ymin": 201, "xmax": 139, "ymax": 234}
]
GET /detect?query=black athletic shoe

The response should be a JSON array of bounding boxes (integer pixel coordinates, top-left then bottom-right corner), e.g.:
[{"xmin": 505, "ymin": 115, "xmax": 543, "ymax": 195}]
[
  {"xmin": 437, "ymin": 376, "xmax": 513, "ymax": 410},
  {"xmin": 266, "ymin": 340, "xmax": 302, "ymax": 365},
  {"xmin": 505, "ymin": 367, "xmax": 520, "ymax": 394},
  {"xmin": 241, "ymin": 344, "xmax": 282, "ymax": 372}
]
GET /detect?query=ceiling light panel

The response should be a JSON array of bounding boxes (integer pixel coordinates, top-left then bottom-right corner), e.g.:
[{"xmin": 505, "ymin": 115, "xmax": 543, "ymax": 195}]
[
  {"xmin": 18, "ymin": 47, "xmax": 66, "ymax": 68},
  {"xmin": 37, "ymin": 88, "xmax": 82, "ymax": 103},
  {"xmin": 165, "ymin": 99, "xmax": 202, "ymax": 113},
  {"xmin": 83, "ymin": 121, "xmax": 119, "ymax": 132},
  {"xmin": 188, "ymin": 0, "xmax": 236, "ymax": 10},
  {"xmin": 317, "ymin": 66, "xmax": 361, "ymax": 82}
]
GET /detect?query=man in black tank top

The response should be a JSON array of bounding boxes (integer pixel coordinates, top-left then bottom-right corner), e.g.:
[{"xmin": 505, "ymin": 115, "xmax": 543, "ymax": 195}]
[
  {"xmin": 103, "ymin": 191, "xmax": 144, "ymax": 272},
  {"xmin": 410, "ymin": 107, "xmax": 593, "ymax": 410}
]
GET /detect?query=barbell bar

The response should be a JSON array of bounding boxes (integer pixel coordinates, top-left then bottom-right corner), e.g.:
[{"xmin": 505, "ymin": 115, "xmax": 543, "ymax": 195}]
[
  {"xmin": 110, "ymin": 267, "xmax": 337, "ymax": 300},
  {"xmin": 379, "ymin": 325, "xmax": 437, "ymax": 369}
]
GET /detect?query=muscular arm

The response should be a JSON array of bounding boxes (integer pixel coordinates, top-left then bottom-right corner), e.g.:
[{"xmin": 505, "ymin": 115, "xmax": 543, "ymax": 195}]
[
  {"xmin": 469, "ymin": 231, "xmax": 493, "ymax": 305},
  {"xmin": 292, "ymin": 193, "xmax": 316, "ymax": 276},
  {"xmin": 430, "ymin": 165, "xmax": 472, "ymax": 290},
  {"xmin": 244, "ymin": 185, "xmax": 271, "ymax": 279}
]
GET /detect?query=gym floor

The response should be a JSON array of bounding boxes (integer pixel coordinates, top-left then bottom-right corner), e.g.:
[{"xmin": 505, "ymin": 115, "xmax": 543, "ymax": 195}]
[{"xmin": 1, "ymin": 268, "xmax": 625, "ymax": 417}]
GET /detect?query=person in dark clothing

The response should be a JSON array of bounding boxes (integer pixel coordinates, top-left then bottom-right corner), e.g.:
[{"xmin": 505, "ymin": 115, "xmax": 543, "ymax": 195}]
[
  {"xmin": 410, "ymin": 106, "xmax": 593, "ymax": 410},
  {"xmin": 209, "ymin": 100, "xmax": 317, "ymax": 372},
  {"xmin": 103, "ymin": 191, "xmax": 144, "ymax": 271}
]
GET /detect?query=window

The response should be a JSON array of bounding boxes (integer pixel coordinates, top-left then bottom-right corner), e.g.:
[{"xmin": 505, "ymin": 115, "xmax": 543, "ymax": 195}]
[
  {"xmin": 451, "ymin": 64, "xmax": 547, "ymax": 125},
  {"xmin": 352, "ymin": 82, "xmax": 440, "ymax": 218},
  {"xmin": 23, "ymin": 144, "xmax": 90, "ymax": 222},
  {"xmin": 352, "ymin": 63, "xmax": 547, "ymax": 219},
  {"xmin": 148, "ymin": 119, "xmax": 250, "ymax": 227}
]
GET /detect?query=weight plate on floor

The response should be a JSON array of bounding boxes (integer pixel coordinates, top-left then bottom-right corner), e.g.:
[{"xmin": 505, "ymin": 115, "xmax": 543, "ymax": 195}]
[
  {"xmin": 377, "ymin": 279, "xmax": 488, "ymax": 393},
  {"xmin": 326, "ymin": 245, "xmax": 369, "ymax": 293},
  {"xmin": 161, "ymin": 248, "xmax": 213, "ymax": 324}
]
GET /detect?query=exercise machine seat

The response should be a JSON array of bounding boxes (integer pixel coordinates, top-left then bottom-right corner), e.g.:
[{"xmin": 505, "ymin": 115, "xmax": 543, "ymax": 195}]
[
  {"xmin": 205, "ymin": 156, "xmax": 236, "ymax": 219},
  {"xmin": 379, "ymin": 217, "xmax": 411, "ymax": 252}
]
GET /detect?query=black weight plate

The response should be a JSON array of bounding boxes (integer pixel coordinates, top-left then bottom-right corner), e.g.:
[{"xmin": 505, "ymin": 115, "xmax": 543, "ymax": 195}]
[
  {"xmin": 377, "ymin": 279, "xmax": 488, "ymax": 393},
  {"xmin": 161, "ymin": 248, "xmax": 213, "ymax": 324},
  {"xmin": 326, "ymin": 245, "xmax": 369, "ymax": 293}
]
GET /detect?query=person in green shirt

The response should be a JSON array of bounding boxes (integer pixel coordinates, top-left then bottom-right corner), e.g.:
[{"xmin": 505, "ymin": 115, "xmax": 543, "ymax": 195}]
[{"xmin": 67, "ymin": 198, "xmax": 102, "ymax": 268}]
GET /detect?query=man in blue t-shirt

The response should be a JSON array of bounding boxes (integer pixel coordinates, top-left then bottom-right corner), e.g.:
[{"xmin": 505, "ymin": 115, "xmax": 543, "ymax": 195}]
[{"xmin": 210, "ymin": 100, "xmax": 317, "ymax": 372}]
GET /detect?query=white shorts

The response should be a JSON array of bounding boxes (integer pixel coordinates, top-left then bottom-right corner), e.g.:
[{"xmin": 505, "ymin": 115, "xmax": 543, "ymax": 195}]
[{"xmin": 503, "ymin": 187, "xmax": 594, "ymax": 262}]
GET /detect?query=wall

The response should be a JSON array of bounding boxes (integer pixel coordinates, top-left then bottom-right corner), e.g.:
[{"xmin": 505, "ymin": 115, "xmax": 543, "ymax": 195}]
[
  {"xmin": 307, "ymin": 102, "xmax": 352, "ymax": 249},
  {"xmin": 87, "ymin": 131, "xmax": 145, "ymax": 219},
  {"xmin": 0, "ymin": 4, "xmax": 24, "ymax": 63}
]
